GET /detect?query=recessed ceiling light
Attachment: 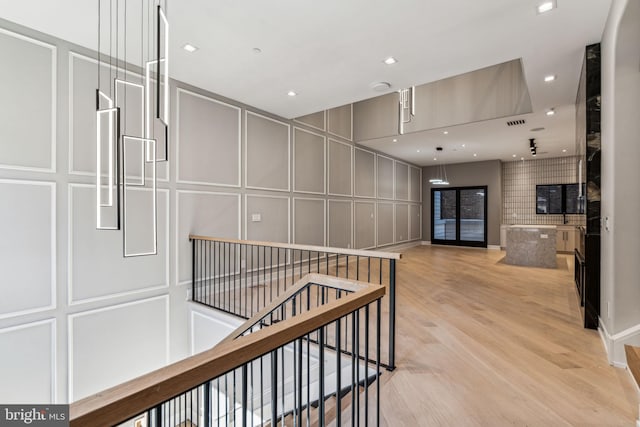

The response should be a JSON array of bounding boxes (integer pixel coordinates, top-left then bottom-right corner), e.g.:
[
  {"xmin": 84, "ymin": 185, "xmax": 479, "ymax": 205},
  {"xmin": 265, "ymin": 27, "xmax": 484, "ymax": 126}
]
[
  {"xmin": 383, "ymin": 57, "xmax": 397, "ymax": 65},
  {"xmin": 546, "ymin": 109, "xmax": 555, "ymax": 116},
  {"xmin": 417, "ymin": 149, "xmax": 421, "ymax": 153},
  {"xmin": 433, "ymin": 157, "xmax": 437, "ymax": 161},
  {"xmin": 287, "ymin": 91, "xmax": 297, "ymax": 97},
  {"xmin": 544, "ymin": 75, "xmax": 556, "ymax": 82},
  {"xmin": 183, "ymin": 43, "xmax": 198, "ymax": 53},
  {"xmin": 473, "ymin": 153, "xmax": 477, "ymax": 157},
  {"xmin": 521, "ymin": 157, "xmax": 524, "ymax": 160},
  {"xmin": 512, "ymin": 154, "xmax": 517, "ymax": 158},
  {"xmin": 392, "ymin": 138, "xmax": 397, "ymax": 143},
  {"xmin": 461, "ymin": 144, "xmax": 466, "ymax": 148},
  {"xmin": 562, "ymin": 149, "xmax": 567, "ymax": 153},
  {"xmin": 443, "ymin": 131, "xmax": 449, "ymax": 135},
  {"xmin": 537, "ymin": 1, "xmax": 555, "ymax": 14}
]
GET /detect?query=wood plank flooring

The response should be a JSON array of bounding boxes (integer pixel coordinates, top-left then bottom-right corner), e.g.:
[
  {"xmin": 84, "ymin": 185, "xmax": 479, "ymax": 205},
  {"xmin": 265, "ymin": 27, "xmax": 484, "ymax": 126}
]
[{"xmin": 377, "ymin": 245, "xmax": 637, "ymax": 426}]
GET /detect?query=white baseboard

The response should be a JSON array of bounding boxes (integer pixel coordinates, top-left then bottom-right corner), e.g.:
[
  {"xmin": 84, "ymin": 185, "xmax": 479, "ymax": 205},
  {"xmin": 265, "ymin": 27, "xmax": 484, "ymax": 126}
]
[
  {"xmin": 598, "ymin": 317, "xmax": 640, "ymax": 368},
  {"xmin": 487, "ymin": 245, "xmax": 501, "ymax": 251},
  {"xmin": 421, "ymin": 240, "xmax": 431, "ymax": 246}
]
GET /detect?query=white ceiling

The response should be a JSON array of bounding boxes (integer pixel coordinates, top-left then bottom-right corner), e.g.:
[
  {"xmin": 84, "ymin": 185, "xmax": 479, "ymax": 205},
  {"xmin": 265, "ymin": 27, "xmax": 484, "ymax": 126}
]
[
  {"xmin": 0, "ymin": 0, "xmax": 611, "ymax": 166},
  {"xmin": 361, "ymin": 104, "xmax": 576, "ymax": 166}
]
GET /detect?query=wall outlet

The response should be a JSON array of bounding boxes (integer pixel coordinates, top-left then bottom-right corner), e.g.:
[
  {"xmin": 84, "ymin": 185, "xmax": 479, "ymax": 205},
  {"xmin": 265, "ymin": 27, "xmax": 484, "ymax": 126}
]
[{"xmin": 251, "ymin": 213, "xmax": 261, "ymax": 222}]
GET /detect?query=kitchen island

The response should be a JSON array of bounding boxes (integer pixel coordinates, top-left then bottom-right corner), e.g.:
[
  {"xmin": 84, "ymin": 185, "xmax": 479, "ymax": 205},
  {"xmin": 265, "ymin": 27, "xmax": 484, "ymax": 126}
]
[{"xmin": 505, "ymin": 225, "xmax": 557, "ymax": 269}]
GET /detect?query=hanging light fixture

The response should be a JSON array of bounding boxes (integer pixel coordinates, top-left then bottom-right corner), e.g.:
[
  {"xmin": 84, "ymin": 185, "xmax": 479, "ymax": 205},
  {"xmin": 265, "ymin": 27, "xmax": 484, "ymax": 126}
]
[
  {"xmin": 429, "ymin": 147, "xmax": 450, "ymax": 185},
  {"xmin": 398, "ymin": 86, "xmax": 415, "ymax": 135},
  {"xmin": 95, "ymin": 0, "xmax": 169, "ymax": 257}
]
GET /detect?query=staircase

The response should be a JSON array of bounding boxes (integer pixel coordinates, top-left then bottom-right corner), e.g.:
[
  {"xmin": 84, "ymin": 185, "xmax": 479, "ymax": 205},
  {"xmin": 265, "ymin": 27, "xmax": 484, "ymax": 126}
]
[{"xmin": 70, "ymin": 273, "xmax": 386, "ymax": 426}]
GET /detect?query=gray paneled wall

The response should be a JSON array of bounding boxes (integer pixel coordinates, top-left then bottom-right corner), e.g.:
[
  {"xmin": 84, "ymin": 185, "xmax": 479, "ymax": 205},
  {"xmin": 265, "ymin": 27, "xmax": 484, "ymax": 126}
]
[
  {"xmin": 293, "ymin": 198, "xmax": 325, "ymax": 246},
  {"xmin": 328, "ymin": 139, "xmax": 353, "ymax": 196},
  {"xmin": 293, "ymin": 128, "xmax": 325, "ymax": 194},
  {"xmin": 0, "ymin": 18, "xmax": 421, "ymax": 405},
  {"xmin": 177, "ymin": 89, "xmax": 240, "ymax": 186},
  {"xmin": 377, "ymin": 155, "xmax": 394, "ymax": 199},
  {"xmin": 328, "ymin": 200, "xmax": 353, "ymax": 248},
  {"xmin": 246, "ymin": 112, "xmax": 290, "ymax": 191}
]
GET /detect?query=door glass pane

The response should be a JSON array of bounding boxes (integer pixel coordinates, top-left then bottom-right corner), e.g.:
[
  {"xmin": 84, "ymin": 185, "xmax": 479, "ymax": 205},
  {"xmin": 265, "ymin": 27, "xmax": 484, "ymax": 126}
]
[
  {"xmin": 460, "ymin": 188, "xmax": 485, "ymax": 242},
  {"xmin": 434, "ymin": 190, "xmax": 457, "ymax": 241}
]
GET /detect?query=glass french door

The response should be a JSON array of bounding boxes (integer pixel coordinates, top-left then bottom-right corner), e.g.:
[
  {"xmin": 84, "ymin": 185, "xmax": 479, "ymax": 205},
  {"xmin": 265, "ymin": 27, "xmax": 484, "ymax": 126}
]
[{"xmin": 431, "ymin": 186, "xmax": 487, "ymax": 247}]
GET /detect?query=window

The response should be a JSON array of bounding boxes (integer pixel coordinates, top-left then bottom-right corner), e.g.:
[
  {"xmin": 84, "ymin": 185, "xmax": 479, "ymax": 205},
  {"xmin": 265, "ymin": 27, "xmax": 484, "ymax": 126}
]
[{"xmin": 536, "ymin": 184, "xmax": 585, "ymax": 214}]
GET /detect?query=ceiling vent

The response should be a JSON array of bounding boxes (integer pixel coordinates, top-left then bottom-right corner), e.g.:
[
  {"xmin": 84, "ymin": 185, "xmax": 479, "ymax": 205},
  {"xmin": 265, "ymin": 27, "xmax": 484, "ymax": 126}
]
[{"xmin": 506, "ymin": 119, "xmax": 526, "ymax": 127}]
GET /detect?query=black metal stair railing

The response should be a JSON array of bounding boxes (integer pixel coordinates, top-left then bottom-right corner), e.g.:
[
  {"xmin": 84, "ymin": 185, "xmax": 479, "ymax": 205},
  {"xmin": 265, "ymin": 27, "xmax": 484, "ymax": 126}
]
[
  {"xmin": 189, "ymin": 235, "xmax": 399, "ymax": 371},
  {"xmin": 70, "ymin": 274, "xmax": 385, "ymax": 427}
]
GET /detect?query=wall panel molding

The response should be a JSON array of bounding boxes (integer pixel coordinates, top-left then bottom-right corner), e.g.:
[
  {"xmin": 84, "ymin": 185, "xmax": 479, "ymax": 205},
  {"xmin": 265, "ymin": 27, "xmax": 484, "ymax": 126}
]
[
  {"xmin": 0, "ymin": 179, "xmax": 56, "ymax": 320},
  {"xmin": 327, "ymin": 103, "xmax": 353, "ymax": 141},
  {"xmin": 293, "ymin": 197, "xmax": 326, "ymax": 246},
  {"xmin": 394, "ymin": 161, "xmax": 410, "ymax": 201},
  {"xmin": 293, "ymin": 127, "xmax": 326, "ymax": 195},
  {"xmin": 0, "ymin": 318, "xmax": 56, "ymax": 403},
  {"xmin": 245, "ymin": 194, "xmax": 291, "ymax": 243},
  {"xmin": 354, "ymin": 147, "xmax": 377, "ymax": 199},
  {"xmin": 376, "ymin": 154, "xmax": 395, "ymax": 200},
  {"xmin": 376, "ymin": 202, "xmax": 395, "ymax": 247},
  {"xmin": 0, "ymin": 28, "xmax": 56, "ymax": 172},
  {"xmin": 328, "ymin": 199, "xmax": 353, "ymax": 249},
  {"xmin": 176, "ymin": 88, "xmax": 241, "ymax": 187},
  {"xmin": 245, "ymin": 111, "xmax": 291, "ymax": 192},
  {"xmin": 394, "ymin": 203, "xmax": 409, "ymax": 243},
  {"xmin": 68, "ymin": 184, "xmax": 170, "ymax": 306},
  {"xmin": 328, "ymin": 139, "xmax": 353, "ymax": 197},
  {"xmin": 67, "ymin": 295, "xmax": 170, "ymax": 401},
  {"xmin": 354, "ymin": 201, "xmax": 376, "ymax": 250},
  {"xmin": 409, "ymin": 203, "xmax": 422, "ymax": 241},
  {"xmin": 409, "ymin": 165, "xmax": 422, "ymax": 202}
]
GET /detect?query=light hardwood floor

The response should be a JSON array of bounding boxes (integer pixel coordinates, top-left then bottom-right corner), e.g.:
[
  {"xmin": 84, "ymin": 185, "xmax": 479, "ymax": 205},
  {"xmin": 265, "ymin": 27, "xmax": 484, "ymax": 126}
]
[{"xmin": 378, "ymin": 245, "xmax": 638, "ymax": 426}]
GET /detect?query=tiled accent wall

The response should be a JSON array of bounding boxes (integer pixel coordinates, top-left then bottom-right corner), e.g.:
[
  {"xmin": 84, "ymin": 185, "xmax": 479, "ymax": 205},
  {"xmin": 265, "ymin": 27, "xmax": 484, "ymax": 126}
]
[{"xmin": 502, "ymin": 156, "xmax": 585, "ymax": 226}]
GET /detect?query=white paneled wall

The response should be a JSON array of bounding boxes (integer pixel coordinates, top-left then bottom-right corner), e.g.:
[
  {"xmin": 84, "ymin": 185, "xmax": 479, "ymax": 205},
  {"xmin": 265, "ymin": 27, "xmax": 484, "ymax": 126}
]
[
  {"xmin": 0, "ymin": 180, "xmax": 55, "ymax": 318},
  {"xmin": 68, "ymin": 296, "xmax": 169, "ymax": 401},
  {"xmin": 68, "ymin": 185, "xmax": 169, "ymax": 304},
  {"xmin": 0, "ymin": 320, "xmax": 55, "ymax": 403},
  {"xmin": 0, "ymin": 29, "xmax": 55, "ymax": 172},
  {"xmin": 0, "ymin": 17, "xmax": 422, "ymax": 406}
]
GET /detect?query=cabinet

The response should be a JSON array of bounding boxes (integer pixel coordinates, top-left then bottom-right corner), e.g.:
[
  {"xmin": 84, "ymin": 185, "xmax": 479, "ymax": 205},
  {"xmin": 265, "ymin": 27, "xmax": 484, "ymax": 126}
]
[{"xmin": 556, "ymin": 226, "xmax": 576, "ymax": 253}]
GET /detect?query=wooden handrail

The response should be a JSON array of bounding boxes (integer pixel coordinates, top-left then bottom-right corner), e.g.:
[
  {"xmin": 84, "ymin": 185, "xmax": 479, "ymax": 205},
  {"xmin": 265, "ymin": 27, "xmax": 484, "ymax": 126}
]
[
  {"xmin": 189, "ymin": 234, "xmax": 402, "ymax": 260},
  {"xmin": 69, "ymin": 275, "xmax": 385, "ymax": 427},
  {"xmin": 218, "ymin": 273, "xmax": 375, "ymax": 346}
]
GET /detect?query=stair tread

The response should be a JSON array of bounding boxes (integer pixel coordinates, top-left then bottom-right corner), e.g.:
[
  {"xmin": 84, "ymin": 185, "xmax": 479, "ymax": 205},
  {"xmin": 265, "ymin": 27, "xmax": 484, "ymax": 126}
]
[{"xmin": 624, "ymin": 345, "xmax": 640, "ymax": 389}]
